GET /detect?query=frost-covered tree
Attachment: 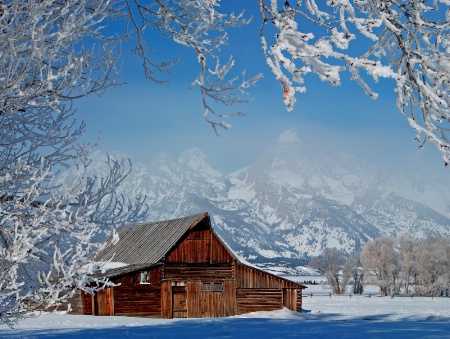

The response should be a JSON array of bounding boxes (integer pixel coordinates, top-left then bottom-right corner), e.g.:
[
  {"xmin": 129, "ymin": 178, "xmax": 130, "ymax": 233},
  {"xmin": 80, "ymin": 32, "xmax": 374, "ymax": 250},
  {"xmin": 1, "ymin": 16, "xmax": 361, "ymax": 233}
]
[
  {"xmin": 120, "ymin": 1, "xmax": 450, "ymax": 163},
  {"xmin": 345, "ymin": 253, "xmax": 364, "ymax": 295},
  {"xmin": 6, "ymin": 1, "xmax": 447, "ymax": 159},
  {"xmin": 361, "ymin": 237, "xmax": 399, "ymax": 296},
  {"xmin": 413, "ymin": 237, "xmax": 450, "ymax": 296},
  {"xmin": 310, "ymin": 247, "xmax": 350, "ymax": 294},
  {"xmin": 258, "ymin": 0, "xmax": 450, "ymax": 166},
  {"xmin": 0, "ymin": 0, "xmax": 148, "ymax": 323},
  {"xmin": 397, "ymin": 234, "xmax": 416, "ymax": 295},
  {"xmin": 361, "ymin": 236, "xmax": 450, "ymax": 297}
]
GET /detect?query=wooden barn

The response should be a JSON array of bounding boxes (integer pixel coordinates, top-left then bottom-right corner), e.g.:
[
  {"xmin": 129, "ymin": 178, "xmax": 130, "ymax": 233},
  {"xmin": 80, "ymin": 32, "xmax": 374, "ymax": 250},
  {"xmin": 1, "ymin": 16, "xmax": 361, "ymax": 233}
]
[{"xmin": 82, "ymin": 212, "xmax": 306, "ymax": 318}]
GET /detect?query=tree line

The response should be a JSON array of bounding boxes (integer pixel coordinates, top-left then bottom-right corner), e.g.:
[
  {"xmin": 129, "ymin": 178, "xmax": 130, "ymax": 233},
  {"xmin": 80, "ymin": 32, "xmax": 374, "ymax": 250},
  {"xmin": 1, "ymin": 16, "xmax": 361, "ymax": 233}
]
[{"xmin": 310, "ymin": 235, "xmax": 450, "ymax": 297}]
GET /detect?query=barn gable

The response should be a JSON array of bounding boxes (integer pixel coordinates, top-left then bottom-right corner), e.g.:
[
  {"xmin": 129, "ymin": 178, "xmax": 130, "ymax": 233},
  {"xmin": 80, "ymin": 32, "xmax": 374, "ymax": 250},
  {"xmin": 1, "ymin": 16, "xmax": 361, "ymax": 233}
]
[
  {"xmin": 84, "ymin": 212, "xmax": 305, "ymax": 318},
  {"xmin": 94, "ymin": 212, "xmax": 207, "ymax": 264}
]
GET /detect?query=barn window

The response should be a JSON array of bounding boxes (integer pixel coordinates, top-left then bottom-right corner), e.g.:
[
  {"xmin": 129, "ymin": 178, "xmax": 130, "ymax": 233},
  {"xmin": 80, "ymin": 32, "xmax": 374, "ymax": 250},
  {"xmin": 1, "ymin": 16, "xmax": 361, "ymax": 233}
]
[
  {"xmin": 140, "ymin": 271, "xmax": 150, "ymax": 284},
  {"xmin": 203, "ymin": 282, "xmax": 223, "ymax": 291}
]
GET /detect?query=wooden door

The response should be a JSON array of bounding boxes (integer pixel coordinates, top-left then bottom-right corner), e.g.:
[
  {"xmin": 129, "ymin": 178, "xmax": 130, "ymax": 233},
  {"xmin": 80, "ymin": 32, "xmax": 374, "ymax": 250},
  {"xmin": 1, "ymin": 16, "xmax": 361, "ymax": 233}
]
[
  {"xmin": 95, "ymin": 288, "xmax": 114, "ymax": 316},
  {"xmin": 172, "ymin": 286, "xmax": 187, "ymax": 318}
]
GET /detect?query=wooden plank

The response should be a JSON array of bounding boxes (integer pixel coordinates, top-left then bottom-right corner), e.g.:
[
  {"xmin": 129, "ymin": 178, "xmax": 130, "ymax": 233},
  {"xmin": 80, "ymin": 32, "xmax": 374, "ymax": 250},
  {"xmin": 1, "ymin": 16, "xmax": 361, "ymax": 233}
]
[
  {"xmin": 236, "ymin": 289, "xmax": 283, "ymax": 315},
  {"xmin": 112, "ymin": 285, "xmax": 161, "ymax": 317},
  {"xmin": 161, "ymin": 281, "xmax": 172, "ymax": 319},
  {"xmin": 164, "ymin": 263, "xmax": 234, "ymax": 281},
  {"xmin": 236, "ymin": 264, "xmax": 303, "ymax": 289},
  {"xmin": 172, "ymin": 286, "xmax": 187, "ymax": 318}
]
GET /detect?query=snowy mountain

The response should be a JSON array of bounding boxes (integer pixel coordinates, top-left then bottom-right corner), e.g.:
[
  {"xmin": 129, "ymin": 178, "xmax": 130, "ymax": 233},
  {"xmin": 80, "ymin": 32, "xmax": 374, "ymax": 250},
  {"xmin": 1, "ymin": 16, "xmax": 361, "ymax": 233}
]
[{"xmin": 87, "ymin": 129, "xmax": 450, "ymax": 274}]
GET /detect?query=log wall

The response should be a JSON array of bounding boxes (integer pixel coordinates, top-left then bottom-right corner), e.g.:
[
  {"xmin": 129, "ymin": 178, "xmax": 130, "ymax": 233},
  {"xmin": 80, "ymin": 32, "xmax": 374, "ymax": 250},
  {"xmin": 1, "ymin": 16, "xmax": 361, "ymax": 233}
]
[
  {"xmin": 112, "ymin": 266, "xmax": 161, "ymax": 286},
  {"xmin": 236, "ymin": 289, "xmax": 282, "ymax": 314},
  {"xmin": 296, "ymin": 289, "xmax": 303, "ymax": 312},
  {"xmin": 163, "ymin": 263, "xmax": 234, "ymax": 281},
  {"xmin": 283, "ymin": 288, "xmax": 297, "ymax": 312},
  {"xmin": 113, "ymin": 285, "xmax": 161, "ymax": 317}
]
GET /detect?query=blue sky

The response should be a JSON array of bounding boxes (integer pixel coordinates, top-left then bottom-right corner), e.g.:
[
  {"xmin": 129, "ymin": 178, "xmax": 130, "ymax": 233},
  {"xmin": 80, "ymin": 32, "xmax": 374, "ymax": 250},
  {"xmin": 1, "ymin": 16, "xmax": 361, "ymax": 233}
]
[{"xmin": 76, "ymin": 2, "xmax": 445, "ymax": 173}]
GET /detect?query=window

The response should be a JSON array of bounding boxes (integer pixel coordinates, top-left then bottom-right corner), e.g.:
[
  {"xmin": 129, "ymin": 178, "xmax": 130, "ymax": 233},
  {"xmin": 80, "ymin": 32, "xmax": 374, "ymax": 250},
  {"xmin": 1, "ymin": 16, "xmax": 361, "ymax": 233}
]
[
  {"xmin": 140, "ymin": 271, "xmax": 150, "ymax": 284},
  {"xmin": 203, "ymin": 282, "xmax": 223, "ymax": 292}
]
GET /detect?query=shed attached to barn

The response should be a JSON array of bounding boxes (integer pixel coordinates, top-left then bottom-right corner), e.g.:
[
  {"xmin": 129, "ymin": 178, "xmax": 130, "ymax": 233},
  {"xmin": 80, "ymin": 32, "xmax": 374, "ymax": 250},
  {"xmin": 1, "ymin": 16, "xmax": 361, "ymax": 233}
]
[{"xmin": 82, "ymin": 212, "xmax": 306, "ymax": 318}]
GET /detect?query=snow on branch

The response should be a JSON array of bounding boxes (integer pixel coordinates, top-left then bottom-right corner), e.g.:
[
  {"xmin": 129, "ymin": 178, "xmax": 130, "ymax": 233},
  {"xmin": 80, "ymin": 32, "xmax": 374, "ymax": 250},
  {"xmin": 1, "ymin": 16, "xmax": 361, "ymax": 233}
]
[
  {"xmin": 258, "ymin": 0, "xmax": 450, "ymax": 165},
  {"xmin": 125, "ymin": 0, "xmax": 262, "ymax": 134}
]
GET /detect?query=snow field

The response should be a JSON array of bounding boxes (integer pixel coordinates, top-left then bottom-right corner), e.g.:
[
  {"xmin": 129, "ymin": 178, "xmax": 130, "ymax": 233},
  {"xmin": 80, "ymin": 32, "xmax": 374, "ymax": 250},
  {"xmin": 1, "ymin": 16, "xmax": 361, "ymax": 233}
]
[{"xmin": 1, "ymin": 292, "xmax": 449, "ymax": 338}]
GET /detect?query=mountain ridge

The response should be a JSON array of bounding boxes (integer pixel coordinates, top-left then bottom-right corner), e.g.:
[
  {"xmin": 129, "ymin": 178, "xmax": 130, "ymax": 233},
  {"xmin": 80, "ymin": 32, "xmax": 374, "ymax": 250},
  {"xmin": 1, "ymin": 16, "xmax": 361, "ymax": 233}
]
[{"xmin": 87, "ymin": 129, "xmax": 450, "ymax": 274}]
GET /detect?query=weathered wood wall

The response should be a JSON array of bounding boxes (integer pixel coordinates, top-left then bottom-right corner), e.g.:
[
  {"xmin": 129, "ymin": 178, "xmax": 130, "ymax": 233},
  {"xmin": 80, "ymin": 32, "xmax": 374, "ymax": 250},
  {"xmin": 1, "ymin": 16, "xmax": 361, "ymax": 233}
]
[
  {"xmin": 94, "ymin": 287, "xmax": 114, "ymax": 316},
  {"xmin": 283, "ymin": 288, "xmax": 297, "ymax": 311},
  {"xmin": 113, "ymin": 285, "xmax": 161, "ymax": 317},
  {"xmin": 296, "ymin": 289, "xmax": 302, "ymax": 312},
  {"xmin": 236, "ymin": 289, "xmax": 282, "ymax": 314},
  {"xmin": 166, "ymin": 222, "xmax": 234, "ymax": 264},
  {"xmin": 113, "ymin": 266, "xmax": 161, "ymax": 286},
  {"xmin": 163, "ymin": 263, "xmax": 234, "ymax": 281},
  {"xmin": 82, "ymin": 266, "xmax": 163, "ymax": 316},
  {"xmin": 161, "ymin": 281, "xmax": 172, "ymax": 319},
  {"xmin": 81, "ymin": 292, "xmax": 93, "ymax": 315},
  {"xmin": 186, "ymin": 280, "xmax": 236, "ymax": 318},
  {"xmin": 236, "ymin": 263, "xmax": 301, "ymax": 289},
  {"xmin": 81, "ymin": 215, "xmax": 305, "ymax": 318},
  {"xmin": 110, "ymin": 266, "xmax": 162, "ymax": 317}
]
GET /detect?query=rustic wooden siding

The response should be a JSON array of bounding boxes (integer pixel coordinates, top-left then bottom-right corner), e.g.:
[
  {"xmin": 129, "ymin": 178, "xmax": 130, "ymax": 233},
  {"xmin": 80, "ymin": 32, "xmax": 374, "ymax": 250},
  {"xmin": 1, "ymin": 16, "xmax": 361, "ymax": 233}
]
[
  {"xmin": 161, "ymin": 281, "xmax": 172, "ymax": 319},
  {"xmin": 163, "ymin": 263, "xmax": 234, "ymax": 281},
  {"xmin": 236, "ymin": 264, "xmax": 302, "ymax": 289},
  {"xmin": 210, "ymin": 233, "xmax": 235, "ymax": 264},
  {"xmin": 296, "ymin": 289, "xmax": 302, "ymax": 312},
  {"xmin": 236, "ymin": 289, "xmax": 283, "ymax": 314},
  {"xmin": 112, "ymin": 266, "xmax": 161, "ymax": 286},
  {"xmin": 81, "ymin": 292, "xmax": 93, "ymax": 315},
  {"xmin": 113, "ymin": 285, "xmax": 161, "ymax": 317},
  {"xmin": 283, "ymin": 288, "xmax": 297, "ymax": 311},
  {"xmin": 166, "ymin": 223, "xmax": 234, "ymax": 264},
  {"xmin": 94, "ymin": 287, "xmax": 114, "ymax": 316},
  {"xmin": 187, "ymin": 280, "xmax": 236, "ymax": 318},
  {"xmin": 109, "ymin": 266, "xmax": 162, "ymax": 317}
]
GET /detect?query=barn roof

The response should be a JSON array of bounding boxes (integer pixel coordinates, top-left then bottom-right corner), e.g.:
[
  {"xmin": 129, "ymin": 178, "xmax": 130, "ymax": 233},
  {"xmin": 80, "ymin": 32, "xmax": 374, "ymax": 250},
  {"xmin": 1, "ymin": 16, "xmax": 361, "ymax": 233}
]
[
  {"xmin": 94, "ymin": 212, "xmax": 208, "ymax": 265},
  {"xmin": 94, "ymin": 212, "xmax": 305, "ymax": 289}
]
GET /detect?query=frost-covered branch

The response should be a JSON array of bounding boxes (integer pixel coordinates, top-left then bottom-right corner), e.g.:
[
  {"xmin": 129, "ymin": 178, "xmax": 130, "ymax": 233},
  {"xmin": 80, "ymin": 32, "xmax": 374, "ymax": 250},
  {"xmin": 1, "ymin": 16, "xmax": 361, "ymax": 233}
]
[
  {"xmin": 258, "ymin": 0, "xmax": 450, "ymax": 165},
  {"xmin": 0, "ymin": 0, "xmax": 148, "ymax": 324},
  {"xmin": 125, "ymin": 0, "xmax": 262, "ymax": 134}
]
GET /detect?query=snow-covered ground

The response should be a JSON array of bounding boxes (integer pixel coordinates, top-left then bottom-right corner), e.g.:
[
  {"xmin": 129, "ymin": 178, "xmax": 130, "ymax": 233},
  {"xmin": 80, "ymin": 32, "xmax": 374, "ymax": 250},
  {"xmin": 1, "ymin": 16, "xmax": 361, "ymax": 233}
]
[{"xmin": 2, "ymin": 285, "xmax": 450, "ymax": 338}]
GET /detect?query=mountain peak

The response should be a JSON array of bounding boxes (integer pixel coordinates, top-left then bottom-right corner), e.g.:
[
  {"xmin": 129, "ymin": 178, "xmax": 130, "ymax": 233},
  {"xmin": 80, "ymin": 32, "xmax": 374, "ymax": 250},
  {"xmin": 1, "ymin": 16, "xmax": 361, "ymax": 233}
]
[{"xmin": 276, "ymin": 129, "xmax": 300, "ymax": 144}]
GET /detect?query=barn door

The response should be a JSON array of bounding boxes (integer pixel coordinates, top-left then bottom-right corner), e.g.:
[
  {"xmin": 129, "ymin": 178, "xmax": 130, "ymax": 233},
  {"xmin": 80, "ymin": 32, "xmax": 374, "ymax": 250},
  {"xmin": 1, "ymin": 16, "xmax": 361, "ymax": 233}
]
[
  {"xmin": 95, "ymin": 287, "xmax": 114, "ymax": 316},
  {"xmin": 172, "ymin": 286, "xmax": 187, "ymax": 318}
]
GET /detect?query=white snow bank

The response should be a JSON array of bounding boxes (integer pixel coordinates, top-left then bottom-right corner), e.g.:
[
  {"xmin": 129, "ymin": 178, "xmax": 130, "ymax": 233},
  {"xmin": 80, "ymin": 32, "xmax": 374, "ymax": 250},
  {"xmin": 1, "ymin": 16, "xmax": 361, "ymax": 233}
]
[{"xmin": 2, "ymin": 295, "xmax": 450, "ymax": 338}]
